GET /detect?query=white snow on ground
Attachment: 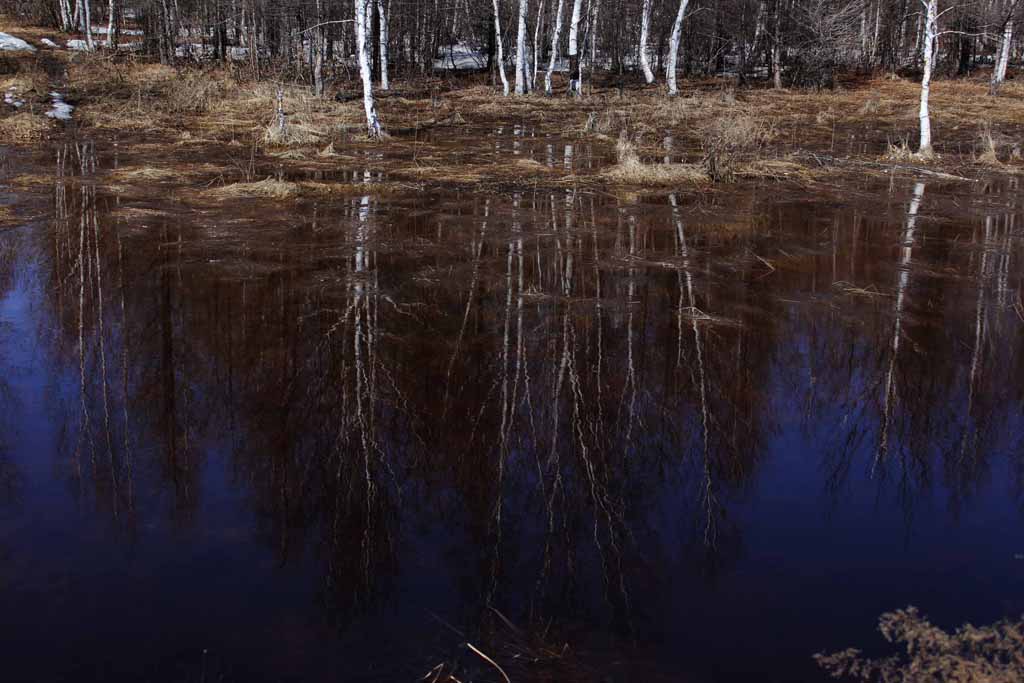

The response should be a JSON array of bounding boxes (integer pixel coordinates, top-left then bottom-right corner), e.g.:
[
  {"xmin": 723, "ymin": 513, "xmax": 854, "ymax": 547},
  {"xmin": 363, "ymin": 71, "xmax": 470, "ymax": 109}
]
[
  {"xmin": 92, "ymin": 26, "xmax": 144, "ymax": 36},
  {"xmin": 40, "ymin": 38, "xmax": 59, "ymax": 48},
  {"xmin": 433, "ymin": 43, "xmax": 487, "ymax": 70},
  {"xmin": 0, "ymin": 32, "xmax": 36, "ymax": 52},
  {"xmin": 66, "ymin": 39, "xmax": 91, "ymax": 51},
  {"xmin": 46, "ymin": 92, "xmax": 73, "ymax": 120},
  {"xmin": 4, "ymin": 88, "xmax": 25, "ymax": 108}
]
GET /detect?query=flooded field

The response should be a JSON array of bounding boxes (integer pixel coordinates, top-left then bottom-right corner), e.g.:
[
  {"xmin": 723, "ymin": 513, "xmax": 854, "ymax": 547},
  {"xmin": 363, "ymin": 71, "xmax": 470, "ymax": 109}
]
[{"xmin": 1, "ymin": 133, "xmax": 1022, "ymax": 682}]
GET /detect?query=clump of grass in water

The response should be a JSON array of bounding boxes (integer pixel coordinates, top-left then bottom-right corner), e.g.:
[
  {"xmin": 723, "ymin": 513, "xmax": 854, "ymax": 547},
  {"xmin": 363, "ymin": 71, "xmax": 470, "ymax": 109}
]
[
  {"xmin": 602, "ymin": 131, "xmax": 708, "ymax": 185},
  {"xmin": 207, "ymin": 177, "xmax": 299, "ymax": 199},
  {"xmin": 884, "ymin": 136, "xmax": 917, "ymax": 162},
  {"xmin": 815, "ymin": 606, "xmax": 1024, "ymax": 681},
  {"xmin": 699, "ymin": 114, "xmax": 775, "ymax": 182}
]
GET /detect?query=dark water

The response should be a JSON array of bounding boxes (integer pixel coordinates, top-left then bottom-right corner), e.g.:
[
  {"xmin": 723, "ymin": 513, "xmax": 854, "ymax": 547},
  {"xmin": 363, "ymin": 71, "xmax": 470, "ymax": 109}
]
[{"xmin": 0, "ymin": 138, "xmax": 1022, "ymax": 682}]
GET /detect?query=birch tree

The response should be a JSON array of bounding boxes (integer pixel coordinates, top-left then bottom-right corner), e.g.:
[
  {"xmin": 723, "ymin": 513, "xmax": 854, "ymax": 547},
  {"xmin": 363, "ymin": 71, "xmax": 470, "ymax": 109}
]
[
  {"xmin": 666, "ymin": 0, "xmax": 691, "ymax": 94},
  {"xmin": 545, "ymin": 0, "xmax": 566, "ymax": 94},
  {"xmin": 82, "ymin": 0, "xmax": 95, "ymax": 50},
  {"xmin": 354, "ymin": 0, "xmax": 383, "ymax": 137},
  {"xmin": 106, "ymin": 0, "xmax": 117, "ymax": 48},
  {"xmin": 378, "ymin": 0, "xmax": 390, "ymax": 90},
  {"xmin": 514, "ymin": 0, "xmax": 530, "ymax": 94},
  {"xmin": 639, "ymin": 0, "xmax": 656, "ymax": 83},
  {"xmin": 567, "ymin": 0, "xmax": 584, "ymax": 94},
  {"xmin": 917, "ymin": 0, "xmax": 937, "ymax": 155},
  {"xmin": 989, "ymin": 0, "xmax": 1017, "ymax": 95},
  {"xmin": 493, "ymin": 0, "xmax": 511, "ymax": 95}
]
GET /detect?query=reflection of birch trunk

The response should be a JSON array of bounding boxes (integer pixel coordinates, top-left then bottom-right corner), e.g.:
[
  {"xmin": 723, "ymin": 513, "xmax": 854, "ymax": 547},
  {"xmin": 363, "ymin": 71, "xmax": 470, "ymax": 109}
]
[
  {"xmin": 876, "ymin": 182, "xmax": 924, "ymax": 466},
  {"xmin": 622, "ymin": 215, "xmax": 638, "ymax": 441},
  {"xmin": 76, "ymin": 159, "xmax": 92, "ymax": 477},
  {"xmin": 671, "ymin": 194, "xmax": 716, "ymax": 545},
  {"xmin": 90, "ymin": 163, "xmax": 117, "ymax": 500},
  {"xmin": 959, "ymin": 216, "xmax": 991, "ymax": 460},
  {"xmin": 443, "ymin": 201, "xmax": 488, "ymax": 415},
  {"xmin": 117, "ymin": 234, "xmax": 133, "ymax": 507}
]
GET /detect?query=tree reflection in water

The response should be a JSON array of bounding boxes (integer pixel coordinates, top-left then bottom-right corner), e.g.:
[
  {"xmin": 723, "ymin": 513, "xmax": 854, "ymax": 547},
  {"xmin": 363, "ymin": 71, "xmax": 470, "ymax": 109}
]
[{"xmin": 4, "ymin": 144, "xmax": 1023, "ymax": 681}]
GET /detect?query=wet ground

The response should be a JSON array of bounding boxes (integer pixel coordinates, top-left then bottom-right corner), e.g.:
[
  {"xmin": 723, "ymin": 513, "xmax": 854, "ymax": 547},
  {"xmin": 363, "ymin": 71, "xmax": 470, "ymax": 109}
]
[{"xmin": 0, "ymin": 131, "xmax": 1022, "ymax": 682}]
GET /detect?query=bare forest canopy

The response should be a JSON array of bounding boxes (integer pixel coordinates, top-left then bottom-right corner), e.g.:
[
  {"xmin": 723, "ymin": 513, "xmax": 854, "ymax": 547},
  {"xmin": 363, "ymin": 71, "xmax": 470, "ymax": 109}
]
[{"xmin": 1, "ymin": 0, "xmax": 1021, "ymax": 147}]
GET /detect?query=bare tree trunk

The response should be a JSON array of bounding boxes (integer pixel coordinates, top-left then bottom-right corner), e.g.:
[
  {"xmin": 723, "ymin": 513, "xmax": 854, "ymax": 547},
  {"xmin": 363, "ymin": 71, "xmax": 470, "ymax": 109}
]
[
  {"xmin": 639, "ymin": 0, "xmax": 655, "ymax": 83},
  {"xmin": 532, "ymin": 0, "xmax": 545, "ymax": 91},
  {"xmin": 106, "ymin": 0, "xmax": 117, "ymax": 48},
  {"xmin": 493, "ymin": 0, "xmax": 511, "ymax": 95},
  {"xmin": 772, "ymin": 0, "xmax": 783, "ymax": 88},
  {"xmin": 313, "ymin": 0, "xmax": 326, "ymax": 95},
  {"xmin": 918, "ymin": 0, "xmax": 936, "ymax": 154},
  {"xmin": 378, "ymin": 0, "xmax": 390, "ymax": 89},
  {"xmin": 83, "ymin": 0, "xmax": 95, "ymax": 50},
  {"xmin": 990, "ymin": 15, "xmax": 1014, "ymax": 95},
  {"xmin": 666, "ymin": 0, "xmax": 691, "ymax": 94},
  {"xmin": 514, "ymin": 0, "xmax": 530, "ymax": 94},
  {"xmin": 567, "ymin": 0, "xmax": 583, "ymax": 94},
  {"xmin": 59, "ymin": 0, "xmax": 73, "ymax": 32},
  {"xmin": 355, "ymin": 0, "xmax": 383, "ymax": 137},
  {"xmin": 545, "ymin": 0, "xmax": 565, "ymax": 93}
]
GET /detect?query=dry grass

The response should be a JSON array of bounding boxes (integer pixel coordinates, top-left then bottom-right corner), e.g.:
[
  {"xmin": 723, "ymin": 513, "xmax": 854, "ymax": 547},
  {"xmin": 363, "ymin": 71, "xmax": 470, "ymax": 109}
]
[
  {"xmin": 0, "ymin": 112, "xmax": 50, "ymax": 142},
  {"xmin": 206, "ymin": 178, "xmax": 299, "ymax": 199},
  {"xmin": 699, "ymin": 114, "xmax": 776, "ymax": 181},
  {"xmin": 602, "ymin": 133, "xmax": 708, "ymax": 186},
  {"xmin": 203, "ymin": 177, "xmax": 416, "ymax": 200},
  {"xmin": 883, "ymin": 137, "xmax": 917, "ymax": 161},
  {"xmin": 815, "ymin": 607, "xmax": 1024, "ymax": 682}
]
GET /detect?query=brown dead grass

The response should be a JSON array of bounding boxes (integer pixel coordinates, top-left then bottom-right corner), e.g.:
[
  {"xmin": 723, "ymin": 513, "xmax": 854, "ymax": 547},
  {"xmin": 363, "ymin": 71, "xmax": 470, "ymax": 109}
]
[
  {"xmin": 0, "ymin": 112, "xmax": 51, "ymax": 141},
  {"xmin": 203, "ymin": 177, "xmax": 416, "ymax": 200},
  {"xmin": 602, "ymin": 133, "xmax": 708, "ymax": 185},
  {"xmin": 816, "ymin": 607, "xmax": 1024, "ymax": 682},
  {"xmin": 206, "ymin": 178, "xmax": 299, "ymax": 199}
]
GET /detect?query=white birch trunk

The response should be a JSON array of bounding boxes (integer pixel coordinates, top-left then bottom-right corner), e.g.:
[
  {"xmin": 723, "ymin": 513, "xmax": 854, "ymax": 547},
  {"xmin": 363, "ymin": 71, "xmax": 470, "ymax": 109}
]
[
  {"xmin": 514, "ymin": 0, "xmax": 530, "ymax": 94},
  {"xmin": 59, "ymin": 0, "xmax": 73, "ymax": 32},
  {"xmin": 666, "ymin": 0, "xmax": 690, "ymax": 95},
  {"xmin": 567, "ymin": 0, "xmax": 583, "ymax": 94},
  {"xmin": 378, "ymin": 0, "xmax": 390, "ymax": 89},
  {"xmin": 990, "ymin": 18, "xmax": 1014, "ymax": 95},
  {"xmin": 355, "ymin": 0, "xmax": 383, "ymax": 137},
  {"xmin": 532, "ymin": 0, "xmax": 545, "ymax": 90},
  {"xmin": 493, "ymin": 0, "xmax": 511, "ymax": 95},
  {"xmin": 83, "ymin": 0, "xmax": 95, "ymax": 50},
  {"xmin": 918, "ymin": 0, "xmax": 937, "ymax": 155},
  {"xmin": 772, "ymin": 0, "xmax": 783, "ymax": 88},
  {"xmin": 106, "ymin": 0, "xmax": 117, "ymax": 48},
  {"xmin": 639, "ymin": 0, "xmax": 656, "ymax": 83},
  {"xmin": 545, "ymin": 0, "xmax": 566, "ymax": 94}
]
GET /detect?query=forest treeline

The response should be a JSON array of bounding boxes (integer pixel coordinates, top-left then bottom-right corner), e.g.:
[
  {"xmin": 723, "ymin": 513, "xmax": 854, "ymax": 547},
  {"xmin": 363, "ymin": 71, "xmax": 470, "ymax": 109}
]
[{"xmin": 3, "ymin": 0, "xmax": 1021, "ymax": 147}]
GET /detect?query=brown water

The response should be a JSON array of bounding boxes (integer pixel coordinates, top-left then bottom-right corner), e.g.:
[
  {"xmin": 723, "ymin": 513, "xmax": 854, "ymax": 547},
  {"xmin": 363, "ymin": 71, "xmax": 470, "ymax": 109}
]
[{"xmin": 0, "ymin": 136, "xmax": 1022, "ymax": 682}]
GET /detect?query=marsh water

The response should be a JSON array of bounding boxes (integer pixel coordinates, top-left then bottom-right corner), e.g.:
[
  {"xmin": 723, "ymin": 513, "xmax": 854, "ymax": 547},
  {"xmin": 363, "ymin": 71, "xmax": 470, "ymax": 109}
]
[{"xmin": 1, "ymin": 135, "xmax": 1022, "ymax": 682}]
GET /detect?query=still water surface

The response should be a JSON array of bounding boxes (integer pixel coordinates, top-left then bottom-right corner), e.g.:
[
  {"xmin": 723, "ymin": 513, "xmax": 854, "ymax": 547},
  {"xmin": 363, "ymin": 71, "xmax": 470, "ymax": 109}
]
[{"xmin": 0, "ymin": 138, "xmax": 1022, "ymax": 682}]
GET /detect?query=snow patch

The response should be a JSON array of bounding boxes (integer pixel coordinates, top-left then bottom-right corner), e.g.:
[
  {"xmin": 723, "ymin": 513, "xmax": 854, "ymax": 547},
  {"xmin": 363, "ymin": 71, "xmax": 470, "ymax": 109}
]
[
  {"xmin": 40, "ymin": 38, "xmax": 59, "ymax": 48},
  {"xmin": 433, "ymin": 43, "xmax": 486, "ymax": 71},
  {"xmin": 0, "ymin": 32, "xmax": 36, "ymax": 52},
  {"xmin": 92, "ymin": 26, "xmax": 144, "ymax": 36},
  {"xmin": 66, "ymin": 39, "xmax": 91, "ymax": 51},
  {"xmin": 4, "ymin": 87, "xmax": 25, "ymax": 108},
  {"xmin": 46, "ymin": 92, "xmax": 74, "ymax": 121}
]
